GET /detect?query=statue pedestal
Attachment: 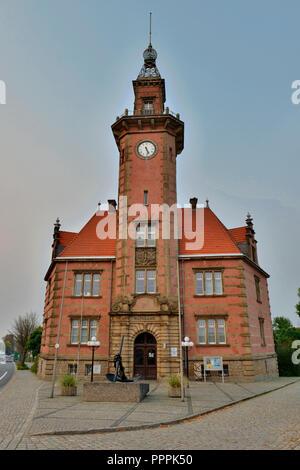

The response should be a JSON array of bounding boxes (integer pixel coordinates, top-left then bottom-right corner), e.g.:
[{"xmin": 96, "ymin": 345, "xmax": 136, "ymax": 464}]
[{"xmin": 83, "ymin": 382, "xmax": 150, "ymax": 403}]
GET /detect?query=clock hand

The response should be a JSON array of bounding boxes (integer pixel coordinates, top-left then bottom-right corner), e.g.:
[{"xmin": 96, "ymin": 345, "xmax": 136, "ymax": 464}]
[{"xmin": 145, "ymin": 147, "xmax": 149, "ymax": 154}]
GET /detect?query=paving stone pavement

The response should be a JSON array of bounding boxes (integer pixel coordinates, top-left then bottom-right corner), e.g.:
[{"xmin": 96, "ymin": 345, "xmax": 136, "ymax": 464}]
[{"xmin": 1, "ymin": 371, "xmax": 300, "ymax": 450}]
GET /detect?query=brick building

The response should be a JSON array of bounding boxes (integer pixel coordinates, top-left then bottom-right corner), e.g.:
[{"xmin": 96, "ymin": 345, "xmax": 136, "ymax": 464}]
[{"xmin": 38, "ymin": 39, "xmax": 278, "ymax": 382}]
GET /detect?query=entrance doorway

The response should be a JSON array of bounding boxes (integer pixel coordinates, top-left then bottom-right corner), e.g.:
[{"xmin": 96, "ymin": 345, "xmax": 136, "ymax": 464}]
[{"xmin": 134, "ymin": 332, "xmax": 157, "ymax": 379}]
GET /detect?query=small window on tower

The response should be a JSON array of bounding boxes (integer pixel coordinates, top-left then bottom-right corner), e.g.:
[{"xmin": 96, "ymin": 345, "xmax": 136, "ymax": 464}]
[
  {"xmin": 144, "ymin": 190, "xmax": 148, "ymax": 206},
  {"xmin": 143, "ymin": 101, "xmax": 153, "ymax": 115}
]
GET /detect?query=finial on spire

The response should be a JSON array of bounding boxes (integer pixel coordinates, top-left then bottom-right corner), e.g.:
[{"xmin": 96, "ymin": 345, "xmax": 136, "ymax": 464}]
[
  {"xmin": 149, "ymin": 12, "xmax": 152, "ymax": 46},
  {"xmin": 138, "ymin": 12, "xmax": 160, "ymax": 79},
  {"xmin": 246, "ymin": 212, "xmax": 253, "ymax": 227}
]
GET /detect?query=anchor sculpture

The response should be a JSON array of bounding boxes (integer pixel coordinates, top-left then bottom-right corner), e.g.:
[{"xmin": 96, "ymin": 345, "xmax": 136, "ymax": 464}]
[{"xmin": 106, "ymin": 336, "xmax": 141, "ymax": 383}]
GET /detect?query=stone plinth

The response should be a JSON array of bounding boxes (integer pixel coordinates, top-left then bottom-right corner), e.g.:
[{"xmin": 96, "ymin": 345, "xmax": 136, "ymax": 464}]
[{"xmin": 83, "ymin": 382, "xmax": 150, "ymax": 403}]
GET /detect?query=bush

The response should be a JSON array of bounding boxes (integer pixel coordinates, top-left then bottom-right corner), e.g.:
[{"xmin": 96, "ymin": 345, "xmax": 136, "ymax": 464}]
[
  {"xmin": 30, "ymin": 357, "xmax": 39, "ymax": 374},
  {"xmin": 60, "ymin": 374, "xmax": 77, "ymax": 388},
  {"xmin": 168, "ymin": 374, "xmax": 181, "ymax": 388},
  {"xmin": 16, "ymin": 362, "xmax": 29, "ymax": 370}
]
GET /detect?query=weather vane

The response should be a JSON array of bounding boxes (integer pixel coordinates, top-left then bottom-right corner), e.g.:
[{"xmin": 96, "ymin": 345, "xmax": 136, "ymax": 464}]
[{"xmin": 149, "ymin": 12, "xmax": 152, "ymax": 46}]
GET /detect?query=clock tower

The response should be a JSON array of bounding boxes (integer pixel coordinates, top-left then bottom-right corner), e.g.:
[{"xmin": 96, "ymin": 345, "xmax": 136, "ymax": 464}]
[{"xmin": 110, "ymin": 39, "xmax": 184, "ymax": 379}]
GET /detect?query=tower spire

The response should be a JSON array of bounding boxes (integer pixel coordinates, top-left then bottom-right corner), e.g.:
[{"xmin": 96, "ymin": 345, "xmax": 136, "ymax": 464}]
[
  {"xmin": 138, "ymin": 12, "xmax": 160, "ymax": 79},
  {"xmin": 149, "ymin": 11, "xmax": 152, "ymax": 46}
]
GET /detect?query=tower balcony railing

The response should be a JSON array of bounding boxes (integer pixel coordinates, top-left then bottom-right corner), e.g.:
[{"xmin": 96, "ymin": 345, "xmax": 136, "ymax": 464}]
[{"xmin": 116, "ymin": 107, "xmax": 181, "ymax": 120}]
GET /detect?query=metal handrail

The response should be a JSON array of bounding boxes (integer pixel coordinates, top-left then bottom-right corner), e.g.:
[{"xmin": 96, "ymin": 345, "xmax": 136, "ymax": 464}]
[{"xmin": 117, "ymin": 108, "xmax": 181, "ymax": 120}]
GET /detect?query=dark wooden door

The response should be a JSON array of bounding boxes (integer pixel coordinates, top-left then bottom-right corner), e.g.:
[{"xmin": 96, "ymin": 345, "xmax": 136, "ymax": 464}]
[{"xmin": 134, "ymin": 333, "xmax": 157, "ymax": 379}]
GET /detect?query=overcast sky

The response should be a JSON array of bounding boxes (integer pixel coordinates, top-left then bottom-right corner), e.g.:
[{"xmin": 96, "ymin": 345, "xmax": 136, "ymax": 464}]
[{"xmin": 0, "ymin": 0, "xmax": 300, "ymax": 338}]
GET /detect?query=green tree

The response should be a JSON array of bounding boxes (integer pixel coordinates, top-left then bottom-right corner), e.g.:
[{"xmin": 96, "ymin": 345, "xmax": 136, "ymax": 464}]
[
  {"xmin": 26, "ymin": 327, "xmax": 42, "ymax": 359},
  {"xmin": 272, "ymin": 316, "xmax": 300, "ymax": 376},
  {"xmin": 9, "ymin": 312, "xmax": 39, "ymax": 366},
  {"xmin": 296, "ymin": 288, "xmax": 300, "ymax": 319}
]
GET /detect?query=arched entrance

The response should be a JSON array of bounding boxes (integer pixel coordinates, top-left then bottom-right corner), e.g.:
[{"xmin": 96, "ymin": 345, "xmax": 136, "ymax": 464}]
[{"xmin": 134, "ymin": 332, "xmax": 157, "ymax": 379}]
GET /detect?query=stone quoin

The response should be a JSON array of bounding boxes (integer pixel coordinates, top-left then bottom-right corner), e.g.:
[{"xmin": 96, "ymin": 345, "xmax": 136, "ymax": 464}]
[{"xmin": 38, "ymin": 34, "xmax": 278, "ymax": 383}]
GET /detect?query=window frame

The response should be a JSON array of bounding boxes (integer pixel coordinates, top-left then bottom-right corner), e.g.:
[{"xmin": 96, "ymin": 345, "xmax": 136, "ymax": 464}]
[
  {"xmin": 135, "ymin": 268, "xmax": 156, "ymax": 294},
  {"xmin": 259, "ymin": 317, "xmax": 266, "ymax": 346},
  {"xmin": 70, "ymin": 318, "xmax": 99, "ymax": 345},
  {"xmin": 254, "ymin": 275, "xmax": 261, "ymax": 303},
  {"xmin": 135, "ymin": 222, "xmax": 157, "ymax": 248},
  {"xmin": 196, "ymin": 317, "xmax": 227, "ymax": 345},
  {"xmin": 73, "ymin": 271, "xmax": 102, "ymax": 297},
  {"xmin": 194, "ymin": 269, "xmax": 224, "ymax": 296}
]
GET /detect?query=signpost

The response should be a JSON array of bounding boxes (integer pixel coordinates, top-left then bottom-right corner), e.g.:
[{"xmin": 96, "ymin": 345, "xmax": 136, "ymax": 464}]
[
  {"xmin": 203, "ymin": 356, "xmax": 224, "ymax": 383},
  {"xmin": 87, "ymin": 337, "xmax": 100, "ymax": 383},
  {"xmin": 181, "ymin": 337, "xmax": 194, "ymax": 381}
]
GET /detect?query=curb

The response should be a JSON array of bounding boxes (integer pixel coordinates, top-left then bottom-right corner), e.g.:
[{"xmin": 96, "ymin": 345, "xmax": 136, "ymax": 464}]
[{"xmin": 30, "ymin": 378, "xmax": 300, "ymax": 438}]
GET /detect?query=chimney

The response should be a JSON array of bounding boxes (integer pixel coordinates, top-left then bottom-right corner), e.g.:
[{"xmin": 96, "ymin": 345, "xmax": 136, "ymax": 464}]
[
  {"xmin": 189, "ymin": 197, "xmax": 198, "ymax": 210},
  {"xmin": 108, "ymin": 199, "xmax": 117, "ymax": 212}
]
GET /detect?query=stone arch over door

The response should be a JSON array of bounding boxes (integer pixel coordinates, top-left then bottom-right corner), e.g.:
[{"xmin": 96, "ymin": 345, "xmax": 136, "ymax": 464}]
[{"xmin": 134, "ymin": 332, "xmax": 157, "ymax": 379}]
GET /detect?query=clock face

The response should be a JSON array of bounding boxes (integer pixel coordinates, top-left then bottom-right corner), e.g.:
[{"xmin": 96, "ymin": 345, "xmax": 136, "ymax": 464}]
[{"xmin": 137, "ymin": 140, "xmax": 157, "ymax": 159}]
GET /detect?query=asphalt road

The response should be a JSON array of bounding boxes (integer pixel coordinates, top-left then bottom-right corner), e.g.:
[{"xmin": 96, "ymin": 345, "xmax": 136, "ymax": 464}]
[{"xmin": 0, "ymin": 362, "xmax": 15, "ymax": 390}]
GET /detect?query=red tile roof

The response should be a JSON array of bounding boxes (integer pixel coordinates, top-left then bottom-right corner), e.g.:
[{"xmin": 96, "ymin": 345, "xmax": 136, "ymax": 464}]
[
  {"xmin": 179, "ymin": 208, "xmax": 242, "ymax": 255},
  {"xmin": 57, "ymin": 208, "xmax": 244, "ymax": 258},
  {"xmin": 58, "ymin": 212, "xmax": 116, "ymax": 257},
  {"xmin": 59, "ymin": 231, "xmax": 77, "ymax": 247},
  {"xmin": 229, "ymin": 226, "xmax": 247, "ymax": 243}
]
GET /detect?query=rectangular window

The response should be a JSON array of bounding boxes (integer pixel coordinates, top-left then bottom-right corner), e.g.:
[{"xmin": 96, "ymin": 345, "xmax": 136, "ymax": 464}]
[
  {"xmin": 70, "ymin": 319, "xmax": 98, "ymax": 344},
  {"xmin": 259, "ymin": 318, "xmax": 266, "ymax": 346},
  {"xmin": 136, "ymin": 223, "xmax": 156, "ymax": 247},
  {"xmin": 217, "ymin": 319, "xmax": 226, "ymax": 344},
  {"xmin": 197, "ymin": 318, "xmax": 226, "ymax": 345},
  {"xmin": 136, "ymin": 270, "xmax": 145, "ymax": 293},
  {"xmin": 83, "ymin": 274, "xmax": 92, "ymax": 297},
  {"xmin": 144, "ymin": 190, "xmax": 148, "ymax": 206},
  {"xmin": 89, "ymin": 320, "xmax": 98, "ymax": 341},
  {"xmin": 92, "ymin": 274, "xmax": 100, "ymax": 296},
  {"xmin": 207, "ymin": 319, "xmax": 216, "ymax": 344},
  {"xmin": 80, "ymin": 319, "xmax": 89, "ymax": 344},
  {"xmin": 136, "ymin": 269, "xmax": 156, "ymax": 294},
  {"xmin": 74, "ymin": 274, "xmax": 83, "ymax": 296},
  {"xmin": 85, "ymin": 364, "xmax": 92, "ymax": 376},
  {"xmin": 74, "ymin": 273, "xmax": 101, "ymax": 297},
  {"xmin": 255, "ymin": 276, "xmax": 261, "ymax": 302},
  {"xmin": 71, "ymin": 320, "xmax": 79, "ymax": 344},
  {"xmin": 144, "ymin": 101, "xmax": 153, "ymax": 115},
  {"xmin": 68, "ymin": 364, "xmax": 77, "ymax": 375},
  {"xmin": 195, "ymin": 271, "xmax": 223, "ymax": 296},
  {"xmin": 197, "ymin": 319, "xmax": 206, "ymax": 344},
  {"xmin": 195, "ymin": 272, "xmax": 204, "ymax": 295},
  {"xmin": 146, "ymin": 270, "xmax": 156, "ymax": 293},
  {"xmin": 147, "ymin": 224, "xmax": 156, "ymax": 247},
  {"xmin": 214, "ymin": 272, "xmax": 223, "ymax": 295}
]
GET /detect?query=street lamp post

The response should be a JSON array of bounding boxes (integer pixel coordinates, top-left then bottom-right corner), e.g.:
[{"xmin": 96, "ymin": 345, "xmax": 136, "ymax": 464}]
[
  {"xmin": 87, "ymin": 337, "xmax": 100, "ymax": 383},
  {"xmin": 181, "ymin": 336, "xmax": 194, "ymax": 383}
]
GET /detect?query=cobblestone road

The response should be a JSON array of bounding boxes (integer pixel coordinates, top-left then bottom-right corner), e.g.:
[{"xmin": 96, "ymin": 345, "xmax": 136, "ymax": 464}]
[{"xmin": 1, "ymin": 372, "xmax": 300, "ymax": 450}]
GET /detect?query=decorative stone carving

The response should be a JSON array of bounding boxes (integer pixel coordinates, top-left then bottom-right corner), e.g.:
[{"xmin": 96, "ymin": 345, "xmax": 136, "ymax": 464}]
[
  {"xmin": 111, "ymin": 295, "xmax": 134, "ymax": 313},
  {"xmin": 157, "ymin": 295, "xmax": 178, "ymax": 313},
  {"xmin": 135, "ymin": 247, "xmax": 156, "ymax": 267}
]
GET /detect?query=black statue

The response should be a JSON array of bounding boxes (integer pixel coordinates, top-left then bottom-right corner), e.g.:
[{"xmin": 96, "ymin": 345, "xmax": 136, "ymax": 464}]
[{"xmin": 106, "ymin": 336, "xmax": 140, "ymax": 383}]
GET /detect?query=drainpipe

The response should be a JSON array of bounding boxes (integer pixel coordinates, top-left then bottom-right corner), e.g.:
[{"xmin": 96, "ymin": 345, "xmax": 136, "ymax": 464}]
[
  {"xmin": 108, "ymin": 259, "xmax": 114, "ymax": 373},
  {"xmin": 50, "ymin": 261, "xmax": 68, "ymax": 398},
  {"xmin": 76, "ymin": 294, "xmax": 85, "ymax": 380},
  {"xmin": 181, "ymin": 259, "xmax": 187, "ymax": 375},
  {"xmin": 176, "ymin": 259, "xmax": 185, "ymax": 402}
]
